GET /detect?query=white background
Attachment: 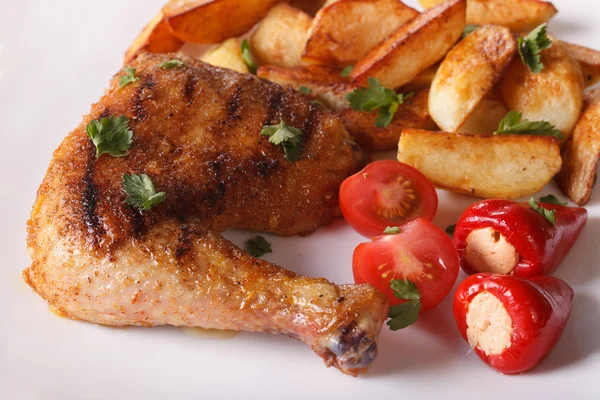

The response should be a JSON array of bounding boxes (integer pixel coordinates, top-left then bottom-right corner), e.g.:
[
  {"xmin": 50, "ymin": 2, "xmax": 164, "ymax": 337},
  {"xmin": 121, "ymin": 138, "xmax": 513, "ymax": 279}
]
[{"xmin": 0, "ymin": 0, "xmax": 598, "ymax": 398}]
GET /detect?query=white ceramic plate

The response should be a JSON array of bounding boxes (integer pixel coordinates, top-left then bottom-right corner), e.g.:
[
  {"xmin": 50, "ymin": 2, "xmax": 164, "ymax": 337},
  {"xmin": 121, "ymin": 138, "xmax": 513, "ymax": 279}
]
[{"xmin": 1, "ymin": 0, "xmax": 599, "ymax": 398}]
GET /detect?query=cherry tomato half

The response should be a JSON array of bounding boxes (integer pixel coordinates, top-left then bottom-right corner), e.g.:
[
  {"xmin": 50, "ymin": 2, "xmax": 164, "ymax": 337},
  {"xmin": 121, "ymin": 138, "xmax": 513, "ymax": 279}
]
[
  {"xmin": 353, "ymin": 218, "xmax": 459, "ymax": 311},
  {"xmin": 340, "ymin": 160, "xmax": 438, "ymax": 237}
]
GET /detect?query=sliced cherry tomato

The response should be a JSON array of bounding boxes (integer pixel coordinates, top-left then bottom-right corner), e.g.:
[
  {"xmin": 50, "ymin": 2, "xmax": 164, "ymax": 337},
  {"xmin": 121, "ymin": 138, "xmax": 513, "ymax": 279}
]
[
  {"xmin": 340, "ymin": 160, "xmax": 438, "ymax": 237},
  {"xmin": 353, "ymin": 218, "xmax": 459, "ymax": 311}
]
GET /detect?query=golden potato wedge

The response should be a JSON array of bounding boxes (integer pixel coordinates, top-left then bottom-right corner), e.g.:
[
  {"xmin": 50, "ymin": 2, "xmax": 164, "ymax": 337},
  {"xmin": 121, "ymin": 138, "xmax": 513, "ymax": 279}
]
[
  {"xmin": 419, "ymin": 0, "xmax": 557, "ymax": 32},
  {"xmin": 456, "ymin": 90, "xmax": 509, "ymax": 134},
  {"xmin": 288, "ymin": 0, "xmax": 328, "ymax": 15},
  {"xmin": 397, "ymin": 129, "xmax": 562, "ymax": 198},
  {"xmin": 200, "ymin": 38, "xmax": 248, "ymax": 73},
  {"xmin": 339, "ymin": 90, "xmax": 435, "ymax": 150},
  {"xmin": 163, "ymin": 0, "xmax": 279, "ymax": 43},
  {"xmin": 124, "ymin": 10, "xmax": 183, "ymax": 64},
  {"xmin": 302, "ymin": 0, "xmax": 419, "ymax": 66},
  {"xmin": 563, "ymin": 41, "xmax": 600, "ymax": 87},
  {"xmin": 499, "ymin": 39, "xmax": 584, "ymax": 141},
  {"xmin": 250, "ymin": 4, "xmax": 312, "ymax": 68},
  {"xmin": 429, "ymin": 25, "xmax": 516, "ymax": 132},
  {"xmin": 257, "ymin": 64, "xmax": 355, "ymax": 110},
  {"xmin": 401, "ymin": 64, "xmax": 439, "ymax": 92},
  {"xmin": 556, "ymin": 89, "xmax": 600, "ymax": 205},
  {"xmin": 350, "ymin": 0, "xmax": 466, "ymax": 89}
]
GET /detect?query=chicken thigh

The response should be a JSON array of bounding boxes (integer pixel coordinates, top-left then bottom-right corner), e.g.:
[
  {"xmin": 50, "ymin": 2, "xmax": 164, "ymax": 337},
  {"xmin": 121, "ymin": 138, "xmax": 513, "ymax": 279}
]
[{"xmin": 25, "ymin": 53, "xmax": 388, "ymax": 376}]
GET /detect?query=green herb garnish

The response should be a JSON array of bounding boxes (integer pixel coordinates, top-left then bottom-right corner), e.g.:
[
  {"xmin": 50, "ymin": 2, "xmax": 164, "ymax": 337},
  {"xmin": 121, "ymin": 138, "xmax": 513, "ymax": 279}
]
[
  {"xmin": 298, "ymin": 86, "xmax": 312, "ymax": 94},
  {"xmin": 494, "ymin": 111, "xmax": 563, "ymax": 139},
  {"xmin": 383, "ymin": 226, "xmax": 402, "ymax": 235},
  {"xmin": 118, "ymin": 67, "xmax": 139, "ymax": 90},
  {"xmin": 539, "ymin": 194, "xmax": 568, "ymax": 205},
  {"xmin": 341, "ymin": 66, "xmax": 353, "ymax": 77},
  {"xmin": 122, "ymin": 174, "xmax": 166, "ymax": 211},
  {"xmin": 387, "ymin": 279, "xmax": 422, "ymax": 331},
  {"xmin": 158, "ymin": 59, "xmax": 185, "ymax": 70},
  {"xmin": 241, "ymin": 39, "xmax": 258, "ymax": 74},
  {"xmin": 246, "ymin": 235, "xmax": 272, "ymax": 258},
  {"xmin": 86, "ymin": 116, "xmax": 133, "ymax": 158},
  {"xmin": 462, "ymin": 24, "xmax": 479, "ymax": 38},
  {"xmin": 345, "ymin": 77, "xmax": 413, "ymax": 128},
  {"xmin": 518, "ymin": 23, "xmax": 552, "ymax": 73},
  {"xmin": 529, "ymin": 198, "xmax": 556, "ymax": 225},
  {"xmin": 260, "ymin": 119, "xmax": 304, "ymax": 162}
]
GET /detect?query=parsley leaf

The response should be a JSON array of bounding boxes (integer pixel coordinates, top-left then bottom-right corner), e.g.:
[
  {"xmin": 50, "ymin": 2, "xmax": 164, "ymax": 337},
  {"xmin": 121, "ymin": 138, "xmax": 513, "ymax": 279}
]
[
  {"xmin": 260, "ymin": 119, "xmax": 304, "ymax": 162},
  {"xmin": 86, "ymin": 116, "xmax": 133, "ymax": 158},
  {"xmin": 341, "ymin": 65, "xmax": 353, "ymax": 77},
  {"xmin": 240, "ymin": 39, "xmax": 258, "ymax": 74},
  {"xmin": 245, "ymin": 235, "xmax": 272, "ymax": 258},
  {"xmin": 383, "ymin": 226, "xmax": 401, "ymax": 235},
  {"xmin": 158, "ymin": 59, "xmax": 185, "ymax": 70},
  {"xmin": 462, "ymin": 24, "xmax": 478, "ymax": 38},
  {"xmin": 298, "ymin": 86, "xmax": 312, "ymax": 94},
  {"xmin": 518, "ymin": 23, "xmax": 552, "ymax": 73},
  {"xmin": 494, "ymin": 111, "xmax": 563, "ymax": 139},
  {"xmin": 122, "ymin": 174, "xmax": 166, "ymax": 211},
  {"xmin": 387, "ymin": 279, "xmax": 422, "ymax": 331},
  {"xmin": 540, "ymin": 194, "xmax": 568, "ymax": 205},
  {"xmin": 529, "ymin": 198, "xmax": 556, "ymax": 225},
  {"xmin": 388, "ymin": 301, "xmax": 422, "ymax": 331},
  {"xmin": 118, "ymin": 67, "xmax": 139, "ymax": 90},
  {"xmin": 446, "ymin": 224, "xmax": 456, "ymax": 234},
  {"xmin": 345, "ymin": 77, "xmax": 413, "ymax": 128}
]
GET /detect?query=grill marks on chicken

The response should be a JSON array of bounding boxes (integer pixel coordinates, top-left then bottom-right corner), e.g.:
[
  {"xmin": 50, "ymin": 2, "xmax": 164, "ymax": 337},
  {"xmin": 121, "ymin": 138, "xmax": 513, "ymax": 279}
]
[{"xmin": 25, "ymin": 53, "xmax": 387, "ymax": 376}]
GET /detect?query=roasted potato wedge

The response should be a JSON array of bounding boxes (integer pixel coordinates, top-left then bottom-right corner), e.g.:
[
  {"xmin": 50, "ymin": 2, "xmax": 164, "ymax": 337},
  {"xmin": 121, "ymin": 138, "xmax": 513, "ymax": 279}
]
[
  {"xmin": 257, "ymin": 64, "xmax": 355, "ymax": 110},
  {"xmin": 456, "ymin": 90, "xmax": 509, "ymax": 134},
  {"xmin": 124, "ymin": 10, "xmax": 183, "ymax": 64},
  {"xmin": 163, "ymin": 0, "xmax": 279, "ymax": 43},
  {"xmin": 339, "ymin": 90, "xmax": 435, "ymax": 150},
  {"xmin": 429, "ymin": 25, "xmax": 516, "ymax": 132},
  {"xmin": 499, "ymin": 39, "xmax": 584, "ymax": 141},
  {"xmin": 563, "ymin": 41, "xmax": 600, "ymax": 87},
  {"xmin": 250, "ymin": 4, "xmax": 312, "ymax": 68},
  {"xmin": 556, "ymin": 89, "xmax": 600, "ymax": 205},
  {"xmin": 350, "ymin": 0, "xmax": 466, "ymax": 89},
  {"xmin": 288, "ymin": 0, "xmax": 328, "ymax": 15},
  {"xmin": 397, "ymin": 129, "xmax": 562, "ymax": 198},
  {"xmin": 401, "ymin": 64, "xmax": 439, "ymax": 92},
  {"xmin": 200, "ymin": 38, "xmax": 248, "ymax": 73},
  {"xmin": 419, "ymin": 0, "xmax": 557, "ymax": 32},
  {"xmin": 302, "ymin": 0, "xmax": 418, "ymax": 66}
]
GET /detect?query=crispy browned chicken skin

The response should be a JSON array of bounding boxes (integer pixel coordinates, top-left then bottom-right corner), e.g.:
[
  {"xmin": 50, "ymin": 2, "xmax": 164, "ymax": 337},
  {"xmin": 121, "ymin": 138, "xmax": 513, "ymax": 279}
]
[{"xmin": 24, "ymin": 53, "xmax": 388, "ymax": 376}]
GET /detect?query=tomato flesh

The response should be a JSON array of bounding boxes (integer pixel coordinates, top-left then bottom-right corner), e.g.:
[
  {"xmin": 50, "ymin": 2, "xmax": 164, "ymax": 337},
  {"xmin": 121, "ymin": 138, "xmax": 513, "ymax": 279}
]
[
  {"xmin": 353, "ymin": 218, "xmax": 459, "ymax": 311},
  {"xmin": 340, "ymin": 160, "xmax": 438, "ymax": 237}
]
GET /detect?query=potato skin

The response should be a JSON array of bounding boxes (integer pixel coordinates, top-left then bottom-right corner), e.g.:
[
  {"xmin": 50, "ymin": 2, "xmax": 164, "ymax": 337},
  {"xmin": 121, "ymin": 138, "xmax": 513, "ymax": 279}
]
[
  {"xmin": 302, "ymin": 0, "xmax": 418, "ymax": 66},
  {"xmin": 419, "ymin": 0, "xmax": 557, "ymax": 32},
  {"xmin": 397, "ymin": 129, "xmax": 562, "ymax": 199},
  {"xmin": 499, "ymin": 39, "xmax": 584, "ymax": 142},
  {"xmin": 556, "ymin": 89, "xmax": 600, "ymax": 205},
  {"xmin": 124, "ymin": 11, "xmax": 183, "ymax": 64},
  {"xmin": 429, "ymin": 24, "xmax": 516, "ymax": 132},
  {"xmin": 350, "ymin": 0, "xmax": 466, "ymax": 89},
  {"xmin": 164, "ymin": 0, "xmax": 280, "ymax": 44},
  {"xmin": 563, "ymin": 41, "xmax": 600, "ymax": 87}
]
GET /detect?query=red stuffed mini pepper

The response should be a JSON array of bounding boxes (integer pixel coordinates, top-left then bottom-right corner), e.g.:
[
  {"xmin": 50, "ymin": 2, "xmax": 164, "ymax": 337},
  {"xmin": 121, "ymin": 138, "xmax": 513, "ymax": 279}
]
[
  {"xmin": 454, "ymin": 198, "xmax": 587, "ymax": 277},
  {"xmin": 454, "ymin": 273, "xmax": 573, "ymax": 374}
]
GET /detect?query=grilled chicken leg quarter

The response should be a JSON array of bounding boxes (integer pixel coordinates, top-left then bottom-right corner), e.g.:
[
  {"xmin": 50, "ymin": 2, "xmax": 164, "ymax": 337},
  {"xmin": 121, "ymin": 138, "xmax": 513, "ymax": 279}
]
[{"xmin": 25, "ymin": 53, "xmax": 388, "ymax": 376}]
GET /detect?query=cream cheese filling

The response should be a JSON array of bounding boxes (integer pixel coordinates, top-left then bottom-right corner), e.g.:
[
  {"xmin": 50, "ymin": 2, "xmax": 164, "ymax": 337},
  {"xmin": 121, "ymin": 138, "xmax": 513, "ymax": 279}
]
[{"xmin": 465, "ymin": 227, "xmax": 519, "ymax": 275}]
